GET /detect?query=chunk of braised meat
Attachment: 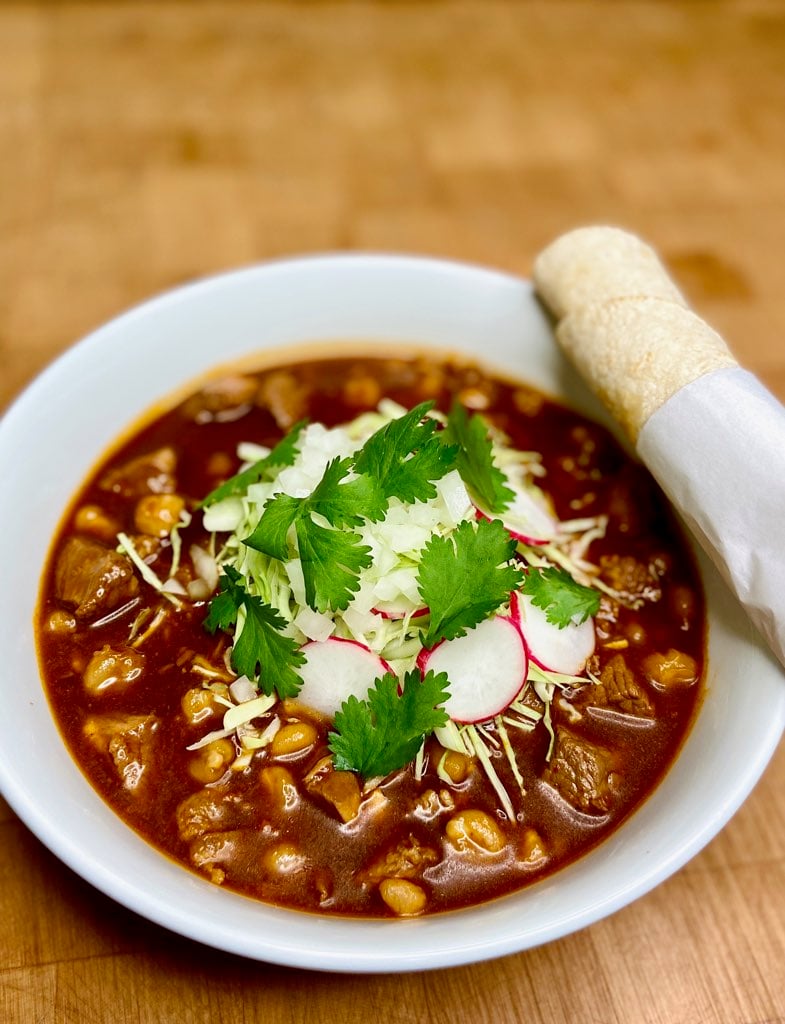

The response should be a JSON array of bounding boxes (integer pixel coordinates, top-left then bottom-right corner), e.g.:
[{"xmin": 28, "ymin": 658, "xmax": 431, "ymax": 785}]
[
  {"xmin": 303, "ymin": 755, "xmax": 361, "ymax": 822},
  {"xmin": 189, "ymin": 829, "xmax": 333, "ymax": 905},
  {"xmin": 54, "ymin": 536, "xmax": 139, "ymax": 620},
  {"xmin": 182, "ymin": 375, "xmax": 260, "ymax": 422},
  {"xmin": 542, "ymin": 726, "xmax": 618, "ymax": 815},
  {"xmin": 582, "ymin": 653, "xmax": 654, "ymax": 718},
  {"xmin": 83, "ymin": 713, "xmax": 159, "ymax": 792},
  {"xmin": 176, "ymin": 787, "xmax": 263, "ymax": 842},
  {"xmin": 188, "ymin": 829, "xmax": 257, "ymax": 885},
  {"xmin": 99, "ymin": 445, "xmax": 176, "ymax": 499},
  {"xmin": 83, "ymin": 644, "xmax": 145, "ymax": 695},
  {"xmin": 360, "ymin": 833, "xmax": 440, "ymax": 884},
  {"xmin": 599, "ymin": 554, "xmax": 662, "ymax": 604},
  {"xmin": 257, "ymin": 370, "xmax": 308, "ymax": 430}
]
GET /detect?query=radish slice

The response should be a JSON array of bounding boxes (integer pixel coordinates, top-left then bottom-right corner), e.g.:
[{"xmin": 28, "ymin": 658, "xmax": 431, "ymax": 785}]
[
  {"xmin": 513, "ymin": 591, "xmax": 595, "ymax": 676},
  {"xmin": 475, "ymin": 488, "xmax": 558, "ymax": 545},
  {"xmin": 418, "ymin": 615, "xmax": 528, "ymax": 724},
  {"xmin": 296, "ymin": 637, "xmax": 389, "ymax": 718}
]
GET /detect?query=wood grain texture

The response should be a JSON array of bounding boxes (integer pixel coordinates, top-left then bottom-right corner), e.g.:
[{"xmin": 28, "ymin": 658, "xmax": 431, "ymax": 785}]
[{"xmin": 2, "ymin": 2, "xmax": 784, "ymax": 1022}]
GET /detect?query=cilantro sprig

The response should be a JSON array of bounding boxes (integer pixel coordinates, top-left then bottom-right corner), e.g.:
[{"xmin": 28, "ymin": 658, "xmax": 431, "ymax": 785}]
[
  {"xmin": 444, "ymin": 401, "xmax": 514, "ymax": 514},
  {"xmin": 417, "ymin": 518, "xmax": 523, "ymax": 647},
  {"xmin": 204, "ymin": 566, "xmax": 305, "ymax": 698},
  {"xmin": 243, "ymin": 403, "xmax": 460, "ymax": 613},
  {"xmin": 353, "ymin": 400, "xmax": 458, "ymax": 503},
  {"xmin": 520, "ymin": 566, "xmax": 600, "ymax": 628},
  {"xmin": 328, "ymin": 669, "xmax": 450, "ymax": 778},
  {"xmin": 244, "ymin": 457, "xmax": 385, "ymax": 611}
]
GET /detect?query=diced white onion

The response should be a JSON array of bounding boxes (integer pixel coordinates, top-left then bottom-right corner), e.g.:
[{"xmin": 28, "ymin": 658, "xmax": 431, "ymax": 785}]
[
  {"xmin": 229, "ymin": 675, "xmax": 258, "ymax": 703},
  {"xmin": 190, "ymin": 544, "xmax": 220, "ymax": 592},
  {"xmin": 203, "ymin": 497, "xmax": 245, "ymax": 533},
  {"xmin": 293, "ymin": 606, "xmax": 336, "ymax": 642}
]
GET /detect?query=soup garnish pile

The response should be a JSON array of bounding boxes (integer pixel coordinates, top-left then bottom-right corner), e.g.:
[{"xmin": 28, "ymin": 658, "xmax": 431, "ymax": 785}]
[{"xmin": 37, "ymin": 354, "xmax": 704, "ymax": 917}]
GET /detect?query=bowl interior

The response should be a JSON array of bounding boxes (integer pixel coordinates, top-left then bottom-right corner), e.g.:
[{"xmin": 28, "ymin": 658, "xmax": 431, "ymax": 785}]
[{"xmin": 1, "ymin": 253, "xmax": 783, "ymax": 972}]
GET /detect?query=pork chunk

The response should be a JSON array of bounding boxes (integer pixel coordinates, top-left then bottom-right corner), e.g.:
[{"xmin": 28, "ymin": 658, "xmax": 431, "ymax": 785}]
[
  {"xmin": 83, "ymin": 713, "xmax": 159, "ymax": 792},
  {"xmin": 584, "ymin": 654, "xmax": 654, "ymax": 718},
  {"xmin": 99, "ymin": 446, "xmax": 176, "ymax": 499},
  {"xmin": 543, "ymin": 726, "xmax": 618, "ymax": 815},
  {"xmin": 55, "ymin": 536, "xmax": 139, "ymax": 620},
  {"xmin": 257, "ymin": 371, "xmax": 308, "ymax": 430},
  {"xmin": 599, "ymin": 555, "xmax": 661, "ymax": 604},
  {"xmin": 304, "ymin": 755, "xmax": 361, "ymax": 822},
  {"xmin": 183, "ymin": 375, "xmax": 260, "ymax": 421},
  {"xmin": 360, "ymin": 834, "xmax": 439, "ymax": 884},
  {"xmin": 176, "ymin": 787, "xmax": 263, "ymax": 842}
]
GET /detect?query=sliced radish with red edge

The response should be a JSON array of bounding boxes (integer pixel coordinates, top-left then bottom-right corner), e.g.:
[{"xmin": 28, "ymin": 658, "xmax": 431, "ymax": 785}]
[
  {"xmin": 418, "ymin": 614, "xmax": 528, "ymax": 724},
  {"xmin": 296, "ymin": 637, "xmax": 390, "ymax": 718},
  {"xmin": 512, "ymin": 590, "xmax": 595, "ymax": 676},
  {"xmin": 474, "ymin": 487, "xmax": 558, "ymax": 546}
]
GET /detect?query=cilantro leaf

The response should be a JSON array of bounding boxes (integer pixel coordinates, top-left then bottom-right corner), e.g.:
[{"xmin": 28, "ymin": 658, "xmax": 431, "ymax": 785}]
[
  {"xmin": 307, "ymin": 457, "xmax": 386, "ymax": 527},
  {"xmin": 243, "ymin": 493, "xmax": 300, "ymax": 560},
  {"xmin": 203, "ymin": 565, "xmax": 245, "ymax": 632},
  {"xmin": 418, "ymin": 518, "xmax": 523, "ymax": 646},
  {"xmin": 232, "ymin": 600, "xmax": 305, "ymax": 698},
  {"xmin": 444, "ymin": 401, "xmax": 514, "ymax": 513},
  {"xmin": 520, "ymin": 567, "xmax": 600, "ymax": 628},
  {"xmin": 199, "ymin": 420, "xmax": 307, "ymax": 508},
  {"xmin": 353, "ymin": 401, "xmax": 458, "ymax": 504},
  {"xmin": 204, "ymin": 567, "xmax": 304, "ymax": 698},
  {"xmin": 245, "ymin": 457, "xmax": 383, "ymax": 612},
  {"xmin": 328, "ymin": 670, "xmax": 450, "ymax": 778},
  {"xmin": 296, "ymin": 516, "xmax": 372, "ymax": 612}
]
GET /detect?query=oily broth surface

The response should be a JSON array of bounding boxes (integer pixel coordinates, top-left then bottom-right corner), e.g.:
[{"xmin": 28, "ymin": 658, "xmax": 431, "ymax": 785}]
[{"xmin": 36, "ymin": 354, "xmax": 705, "ymax": 917}]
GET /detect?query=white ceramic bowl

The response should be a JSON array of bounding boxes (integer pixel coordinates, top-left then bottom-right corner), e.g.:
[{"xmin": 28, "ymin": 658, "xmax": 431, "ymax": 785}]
[{"xmin": 1, "ymin": 254, "xmax": 783, "ymax": 973}]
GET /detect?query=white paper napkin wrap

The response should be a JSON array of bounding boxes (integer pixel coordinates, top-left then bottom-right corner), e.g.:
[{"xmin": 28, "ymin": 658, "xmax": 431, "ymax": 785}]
[{"xmin": 638, "ymin": 367, "xmax": 785, "ymax": 668}]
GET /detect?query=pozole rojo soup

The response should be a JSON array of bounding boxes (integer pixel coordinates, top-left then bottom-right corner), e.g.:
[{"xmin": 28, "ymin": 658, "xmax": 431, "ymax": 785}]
[{"xmin": 36, "ymin": 353, "xmax": 704, "ymax": 918}]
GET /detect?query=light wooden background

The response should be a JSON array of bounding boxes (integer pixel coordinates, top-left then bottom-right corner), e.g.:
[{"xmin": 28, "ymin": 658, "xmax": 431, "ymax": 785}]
[{"xmin": 2, "ymin": 2, "xmax": 784, "ymax": 1022}]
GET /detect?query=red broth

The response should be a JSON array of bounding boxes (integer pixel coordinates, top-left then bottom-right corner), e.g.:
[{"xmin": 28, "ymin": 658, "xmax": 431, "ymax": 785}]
[{"xmin": 36, "ymin": 354, "xmax": 704, "ymax": 917}]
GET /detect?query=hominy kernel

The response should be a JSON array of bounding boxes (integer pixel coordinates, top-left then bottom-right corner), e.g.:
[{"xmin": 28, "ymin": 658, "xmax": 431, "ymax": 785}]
[
  {"xmin": 262, "ymin": 842, "xmax": 307, "ymax": 876},
  {"xmin": 519, "ymin": 828, "xmax": 547, "ymax": 866},
  {"xmin": 342, "ymin": 375, "xmax": 382, "ymax": 408},
  {"xmin": 445, "ymin": 809, "xmax": 505, "ymax": 853},
  {"xmin": 642, "ymin": 648, "xmax": 698, "ymax": 690},
  {"xmin": 133, "ymin": 493, "xmax": 186, "ymax": 538},
  {"xmin": 270, "ymin": 721, "xmax": 317, "ymax": 757},
  {"xmin": 83, "ymin": 645, "xmax": 144, "ymax": 695},
  {"xmin": 73, "ymin": 504, "xmax": 120, "ymax": 543},
  {"xmin": 187, "ymin": 738, "xmax": 234, "ymax": 784},
  {"xmin": 379, "ymin": 878, "xmax": 427, "ymax": 916},
  {"xmin": 47, "ymin": 610, "xmax": 77, "ymax": 633},
  {"xmin": 181, "ymin": 687, "xmax": 221, "ymax": 726},
  {"xmin": 440, "ymin": 750, "xmax": 471, "ymax": 784}
]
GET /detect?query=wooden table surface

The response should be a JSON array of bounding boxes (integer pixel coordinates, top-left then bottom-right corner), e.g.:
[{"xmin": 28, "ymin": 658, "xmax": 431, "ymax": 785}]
[{"xmin": 2, "ymin": 2, "xmax": 785, "ymax": 1021}]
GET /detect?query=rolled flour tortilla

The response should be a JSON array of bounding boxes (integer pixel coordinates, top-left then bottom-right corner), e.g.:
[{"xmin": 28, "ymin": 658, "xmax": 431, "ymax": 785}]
[{"xmin": 533, "ymin": 226, "xmax": 785, "ymax": 669}]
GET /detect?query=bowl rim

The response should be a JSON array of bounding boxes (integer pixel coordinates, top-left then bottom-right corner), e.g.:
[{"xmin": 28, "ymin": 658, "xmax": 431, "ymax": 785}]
[{"xmin": 1, "ymin": 250, "xmax": 784, "ymax": 973}]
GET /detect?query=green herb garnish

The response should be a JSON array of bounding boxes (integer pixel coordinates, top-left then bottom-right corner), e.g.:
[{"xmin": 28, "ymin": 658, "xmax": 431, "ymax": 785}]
[
  {"xmin": 204, "ymin": 566, "xmax": 305, "ymax": 697},
  {"xmin": 244, "ymin": 457, "xmax": 386, "ymax": 611},
  {"xmin": 353, "ymin": 400, "xmax": 458, "ymax": 503},
  {"xmin": 520, "ymin": 566, "xmax": 600, "ymax": 628},
  {"xmin": 444, "ymin": 401, "xmax": 514, "ymax": 513},
  {"xmin": 328, "ymin": 669, "xmax": 450, "ymax": 778},
  {"xmin": 417, "ymin": 517, "xmax": 523, "ymax": 647}
]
